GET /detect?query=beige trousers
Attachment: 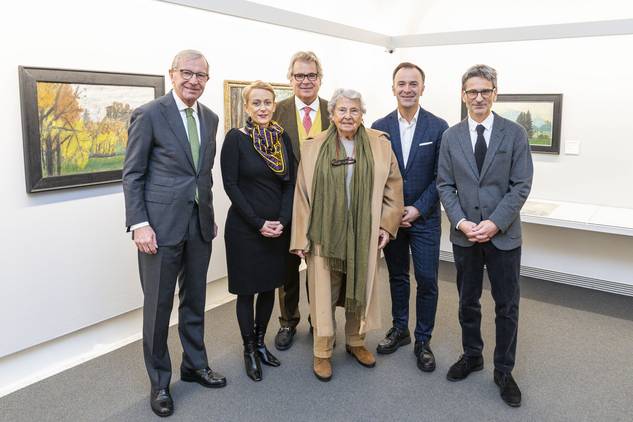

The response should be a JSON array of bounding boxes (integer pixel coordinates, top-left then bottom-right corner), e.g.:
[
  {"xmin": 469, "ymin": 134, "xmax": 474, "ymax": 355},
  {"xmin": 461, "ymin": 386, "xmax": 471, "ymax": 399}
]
[{"xmin": 310, "ymin": 262, "xmax": 365, "ymax": 359}]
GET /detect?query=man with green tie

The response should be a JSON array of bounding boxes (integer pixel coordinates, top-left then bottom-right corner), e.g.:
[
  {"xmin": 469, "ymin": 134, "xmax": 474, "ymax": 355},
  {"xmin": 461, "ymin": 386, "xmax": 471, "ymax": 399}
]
[{"xmin": 123, "ymin": 49, "xmax": 226, "ymax": 417}]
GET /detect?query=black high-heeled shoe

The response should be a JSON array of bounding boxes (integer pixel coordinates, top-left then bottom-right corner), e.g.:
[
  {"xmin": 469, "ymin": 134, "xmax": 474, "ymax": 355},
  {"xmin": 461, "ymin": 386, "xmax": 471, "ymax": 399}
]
[
  {"xmin": 254, "ymin": 325, "xmax": 281, "ymax": 367},
  {"xmin": 242, "ymin": 334, "xmax": 262, "ymax": 381}
]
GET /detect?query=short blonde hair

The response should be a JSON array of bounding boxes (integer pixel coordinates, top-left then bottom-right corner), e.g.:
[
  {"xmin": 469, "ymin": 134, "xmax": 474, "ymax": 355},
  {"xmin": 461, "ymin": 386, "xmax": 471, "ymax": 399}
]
[
  {"xmin": 242, "ymin": 80, "xmax": 276, "ymax": 103},
  {"xmin": 286, "ymin": 51, "xmax": 323, "ymax": 80}
]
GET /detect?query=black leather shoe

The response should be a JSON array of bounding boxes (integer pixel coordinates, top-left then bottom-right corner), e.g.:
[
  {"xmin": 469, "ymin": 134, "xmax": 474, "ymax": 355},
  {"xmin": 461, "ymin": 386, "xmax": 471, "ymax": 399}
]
[
  {"xmin": 494, "ymin": 370, "xmax": 522, "ymax": 407},
  {"xmin": 376, "ymin": 327, "xmax": 411, "ymax": 354},
  {"xmin": 414, "ymin": 341, "xmax": 436, "ymax": 372},
  {"xmin": 180, "ymin": 367, "xmax": 227, "ymax": 388},
  {"xmin": 254, "ymin": 325, "xmax": 281, "ymax": 367},
  {"xmin": 446, "ymin": 355, "xmax": 484, "ymax": 381},
  {"xmin": 150, "ymin": 388, "xmax": 173, "ymax": 417},
  {"xmin": 274, "ymin": 326, "xmax": 296, "ymax": 351}
]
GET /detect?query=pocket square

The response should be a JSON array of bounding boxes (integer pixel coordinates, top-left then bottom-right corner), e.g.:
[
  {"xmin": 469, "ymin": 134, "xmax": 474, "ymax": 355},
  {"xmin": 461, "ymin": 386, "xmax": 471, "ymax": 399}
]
[{"xmin": 419, "ymin": 141, "xmax": 433, "ymax": 146}]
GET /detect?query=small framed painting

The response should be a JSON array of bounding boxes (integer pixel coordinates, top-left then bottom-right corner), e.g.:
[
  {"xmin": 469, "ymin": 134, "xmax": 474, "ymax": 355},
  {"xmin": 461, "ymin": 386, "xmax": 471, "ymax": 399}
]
[
  {"xmin": 19, "ymin": 66, "xmax": 164, "ymax": 192},
  {"xmin": 223, "ymin": 80, "xmax": 293, "ymax": 132},
  {"xmin": 461, "ymin": 93, "xmax": 563, "ymax": 154}
]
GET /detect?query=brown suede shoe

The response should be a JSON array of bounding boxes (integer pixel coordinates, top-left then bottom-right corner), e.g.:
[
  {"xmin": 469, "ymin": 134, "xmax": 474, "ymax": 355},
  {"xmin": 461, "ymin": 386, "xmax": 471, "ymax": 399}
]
[
  {"xmin": 313, "ymin": 357, "xmax": 332, "ymax": 382},
  {"xmin": 346, "ymin": 345, "xmax": 376, "ymax": 368}
]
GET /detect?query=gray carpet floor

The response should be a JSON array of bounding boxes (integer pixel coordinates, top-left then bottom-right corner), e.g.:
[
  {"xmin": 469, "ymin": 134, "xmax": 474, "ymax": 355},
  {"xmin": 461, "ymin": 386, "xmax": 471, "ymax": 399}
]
[{"xmin": 1, "ymin": 260, "xmax": 632, "ymax": 422}]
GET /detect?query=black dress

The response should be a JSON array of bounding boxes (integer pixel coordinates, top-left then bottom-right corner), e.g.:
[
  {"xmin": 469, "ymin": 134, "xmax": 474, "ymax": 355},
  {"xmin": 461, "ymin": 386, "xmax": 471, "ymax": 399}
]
[{"xmin": 220, "ymin": 129, "xmax": 294, "ymax": 295}]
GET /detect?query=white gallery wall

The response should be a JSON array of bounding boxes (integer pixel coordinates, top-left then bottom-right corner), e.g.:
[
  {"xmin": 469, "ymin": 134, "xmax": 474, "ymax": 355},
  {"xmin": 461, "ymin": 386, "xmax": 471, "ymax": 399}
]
[
  {"xmin": 1, "ymin": 0, "xmax": 632, "ymax": 396},
  {"xmin": 394, "ymin": 34, "xmax": 633, "ymax": 285},
  {"xmin": 395, "ymin": 35, "xmax": 633, "ymax": 209},
  {"xmin": 0, "ymin": 0, "xmax": 398, "ymax": 395}
]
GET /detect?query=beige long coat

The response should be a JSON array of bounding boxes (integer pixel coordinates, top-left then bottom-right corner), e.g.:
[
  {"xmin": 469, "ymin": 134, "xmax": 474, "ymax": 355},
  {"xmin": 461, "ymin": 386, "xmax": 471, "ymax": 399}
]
[{"xmin": 290, "ymin": 128, "xmax": 404, "ymax": 336}]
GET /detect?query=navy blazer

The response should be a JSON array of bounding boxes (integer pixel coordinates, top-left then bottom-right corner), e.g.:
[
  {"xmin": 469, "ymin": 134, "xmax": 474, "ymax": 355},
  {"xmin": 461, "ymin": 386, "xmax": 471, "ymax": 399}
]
[{"xmin": 372, "ymin": 107, "xmax": 448, "ymax": 225}]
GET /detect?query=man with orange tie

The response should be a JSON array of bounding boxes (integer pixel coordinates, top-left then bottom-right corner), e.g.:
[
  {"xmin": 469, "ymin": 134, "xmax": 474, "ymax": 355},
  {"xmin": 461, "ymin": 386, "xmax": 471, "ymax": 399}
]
[{"xmin": 272, "ymin": 51, "xmax": 330, "ymax": 350}]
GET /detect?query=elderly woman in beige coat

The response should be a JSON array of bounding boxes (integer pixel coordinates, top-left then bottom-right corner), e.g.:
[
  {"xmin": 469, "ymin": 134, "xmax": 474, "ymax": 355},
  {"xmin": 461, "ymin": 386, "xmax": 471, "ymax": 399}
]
[{"xmin": 290, "ymin": 88, "xmax": 404, "ymax": 381}]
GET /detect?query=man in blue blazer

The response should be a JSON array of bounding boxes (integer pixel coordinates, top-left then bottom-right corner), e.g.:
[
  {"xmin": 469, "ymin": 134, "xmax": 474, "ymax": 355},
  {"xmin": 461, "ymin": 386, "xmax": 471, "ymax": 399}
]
[
  {"xmin": 437, "ymin": 64, "xmax": 533, "ymax": 407},
  {"xmin": 123, "ymin": 50, "xmax": 226, "ymax": 417},
  {"xmin": 371, "ymin": 62, "xmax": 448, "ymax": 373}
]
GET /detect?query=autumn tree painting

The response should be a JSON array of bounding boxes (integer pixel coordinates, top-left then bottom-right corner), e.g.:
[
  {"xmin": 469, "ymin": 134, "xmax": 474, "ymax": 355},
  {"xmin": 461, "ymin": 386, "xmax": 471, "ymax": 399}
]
[
  {"xmin": 36, "ymin": 82, "xmax": 138, "ymax": 176},
  {"xmin": 20, "ymin": 67, "xmax": 163, "ymax": 192}
]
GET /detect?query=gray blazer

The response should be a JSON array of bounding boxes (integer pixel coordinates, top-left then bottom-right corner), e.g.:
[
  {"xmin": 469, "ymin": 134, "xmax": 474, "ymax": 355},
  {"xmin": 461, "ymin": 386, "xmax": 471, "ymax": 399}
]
[
  {"xmin": 122, "ymin": 92, "xmax": 218, "ymax": 246},
  {"xmin": 437, "ymin": 113, "xmax": 533, "ymax": 250}
]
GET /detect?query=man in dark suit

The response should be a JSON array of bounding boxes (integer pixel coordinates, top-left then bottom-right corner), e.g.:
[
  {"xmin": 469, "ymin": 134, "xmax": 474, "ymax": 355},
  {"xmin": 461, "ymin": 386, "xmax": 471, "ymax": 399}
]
[
  {"xmin": 437, "ymin": 64, "xmax": 533, "ymax": 407},
  {"xmin": 123, "ymin": 49, "xmax": 226, "ymax": 417},
  {"xmin": 371, "ymin": 62, "xmax": 448, "ymax": 373},
  {"xmin": 272, "ymin": 51, "xmax": 330, "ymax": 350}
]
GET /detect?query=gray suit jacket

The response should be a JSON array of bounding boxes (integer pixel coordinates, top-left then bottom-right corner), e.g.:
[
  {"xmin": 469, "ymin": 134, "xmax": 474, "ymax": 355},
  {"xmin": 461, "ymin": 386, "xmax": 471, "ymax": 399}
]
[
  {"xmin": 437, "ymin": 112, "xmax": 533, "ymax": 250},
  {"xmin": 122, "ymin": 91, "xmax": 218, "ymax": 246},
  {"xmin": 272, "ymin": 95, "xmax": 330, "ymax": 173}
]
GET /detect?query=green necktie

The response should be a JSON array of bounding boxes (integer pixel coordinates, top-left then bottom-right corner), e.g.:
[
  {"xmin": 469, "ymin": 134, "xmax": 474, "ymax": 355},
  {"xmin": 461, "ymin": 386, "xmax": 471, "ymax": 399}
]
[
  {"xmin": 185, "ymin": 108, "xmax": 200, "ymax": 171},
  {"xmin": 185, "ymin": 107, "xmax": 200, "ymax": 203}
]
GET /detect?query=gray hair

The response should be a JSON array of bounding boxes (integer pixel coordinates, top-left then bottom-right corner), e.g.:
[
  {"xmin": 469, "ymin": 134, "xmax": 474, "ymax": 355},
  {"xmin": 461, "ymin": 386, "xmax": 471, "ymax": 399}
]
[
  {"xmin": 461, "ymin": 64, "xmax": 497, "ymax": 90},
  {"xmin": 327, "ymin": 88, "xmax": 367, "ymax": 116},
  {"xmin": 171, "ymin": 49, "xmax": 209, "ymax": 72},
  {"xmin": 286, "ymin": 51, "xmax": 324, "ymax": 80}
]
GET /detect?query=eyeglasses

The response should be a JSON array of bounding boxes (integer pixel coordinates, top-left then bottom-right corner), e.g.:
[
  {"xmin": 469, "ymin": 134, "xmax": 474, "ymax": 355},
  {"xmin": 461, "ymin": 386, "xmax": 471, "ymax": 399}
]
[
  {"xmin": 464, "ymin": 88, "xmax": 495, "ymax": 100},
  {"xmin": 335, "ymin": 107, "xmax": 362, "ymax": 118},
  {"xmin": 293, "ymin": 73, "xmax": 319, "ymax": 82},
  {"xmin": 177, "ymin": 69, "xmax": 210, "ymax": 82},
  {"xmin": 331, "ymin": 157, "xmax": 356, "ymax": 166}
]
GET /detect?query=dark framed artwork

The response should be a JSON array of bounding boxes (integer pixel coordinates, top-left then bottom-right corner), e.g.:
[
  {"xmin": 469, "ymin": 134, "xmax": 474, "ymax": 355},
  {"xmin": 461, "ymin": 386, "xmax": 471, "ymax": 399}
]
[
  {"xmin": 19, "ymin": 66, "xmax": 164, "ymax": 192},
  {"xmin": 223, "ymin": 80, "xmax": 293, "ymax": 132},
  {"xmin": 461, "ymin": 93, "xmax": 563, "ymax": 154}
]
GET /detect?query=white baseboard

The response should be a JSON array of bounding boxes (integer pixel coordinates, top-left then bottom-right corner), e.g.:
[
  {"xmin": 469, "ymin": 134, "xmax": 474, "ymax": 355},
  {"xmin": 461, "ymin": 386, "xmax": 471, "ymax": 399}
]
[
  {"xmin": 0, "ymin": 278, "xmax": 234, "ymax": 398},
  {"xmin": 439, "ymin": 250, "xmax": 633, "ymax": 297}
]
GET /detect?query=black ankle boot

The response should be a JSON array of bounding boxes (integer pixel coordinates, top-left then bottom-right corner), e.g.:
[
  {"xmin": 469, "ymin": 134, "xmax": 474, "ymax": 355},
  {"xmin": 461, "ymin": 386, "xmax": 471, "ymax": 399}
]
[
  {"xmin": 254, "ymin": 325, "xmax": 281, "ymax": 367},
  {"xmin": 242, "ymin": 335, "xmax": 262, "ymax": 381}
]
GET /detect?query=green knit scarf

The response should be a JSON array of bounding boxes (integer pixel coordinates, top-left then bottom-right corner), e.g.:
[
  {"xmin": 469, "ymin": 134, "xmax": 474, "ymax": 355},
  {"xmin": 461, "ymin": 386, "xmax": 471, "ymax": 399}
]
[{"xmin": 307, "ymin": 125, "xmax": 374, "ymax": 319}]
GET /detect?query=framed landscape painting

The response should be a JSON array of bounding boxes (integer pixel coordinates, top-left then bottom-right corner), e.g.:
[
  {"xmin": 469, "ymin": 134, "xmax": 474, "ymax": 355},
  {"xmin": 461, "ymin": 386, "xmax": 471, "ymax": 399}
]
[
  {"xmin": 19, "ymin": 66, "xmax": 164, "ymax": 192},
  {"xmin": 223, "ymin": 80, "xmax": 293, "ymax": 132},
  {"xmin": 461, "ymin": 93, "xmax": 563, "ymax": 154}
]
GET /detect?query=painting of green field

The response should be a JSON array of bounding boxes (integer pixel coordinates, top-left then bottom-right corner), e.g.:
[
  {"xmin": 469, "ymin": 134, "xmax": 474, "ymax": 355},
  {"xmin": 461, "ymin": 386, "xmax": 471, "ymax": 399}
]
[
  {"xmin": 36, "ymin": 82, "xmax": 154, "ymax": 177},
  {"xmin": 493, "ymin": 101, "xmax": 554, "ymax": 147}
]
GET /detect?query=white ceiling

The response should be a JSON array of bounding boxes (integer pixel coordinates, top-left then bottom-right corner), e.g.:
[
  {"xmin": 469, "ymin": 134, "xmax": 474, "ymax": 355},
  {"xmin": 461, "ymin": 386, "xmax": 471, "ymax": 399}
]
[
  {"xmin": 250, "ymin": 0, "xmax": 633, "ymax": 36},
  {"xmin": 160, "ymin": 0, "xmax": 633, "ymax": 47}
]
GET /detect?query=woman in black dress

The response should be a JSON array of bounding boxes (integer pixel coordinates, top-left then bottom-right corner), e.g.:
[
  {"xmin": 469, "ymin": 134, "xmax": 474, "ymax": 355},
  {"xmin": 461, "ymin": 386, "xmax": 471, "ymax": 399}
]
[{"xmin": 220, "ymin": 81, "xmax": 294, "ymax": 381}]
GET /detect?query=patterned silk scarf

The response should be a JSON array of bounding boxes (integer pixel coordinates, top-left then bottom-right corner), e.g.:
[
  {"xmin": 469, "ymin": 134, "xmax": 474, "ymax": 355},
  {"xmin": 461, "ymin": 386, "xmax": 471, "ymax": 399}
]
[{"xmin": 246, "ymin": 118, "xmax": 288, "ymax": 179}]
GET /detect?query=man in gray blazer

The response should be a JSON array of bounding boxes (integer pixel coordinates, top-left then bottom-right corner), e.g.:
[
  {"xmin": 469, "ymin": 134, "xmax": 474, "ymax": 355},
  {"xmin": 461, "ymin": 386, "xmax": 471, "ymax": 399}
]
[
  {"xmin": 272, "ymin": 51, "xmax": 330, "ymax": 350},
  {"xmin": 437, "ymin": 64, "xmax": 533, "ymax": 408},
  {"xmin": 123, "ymin": 50, "xmax": 226, "ymax": 417}
]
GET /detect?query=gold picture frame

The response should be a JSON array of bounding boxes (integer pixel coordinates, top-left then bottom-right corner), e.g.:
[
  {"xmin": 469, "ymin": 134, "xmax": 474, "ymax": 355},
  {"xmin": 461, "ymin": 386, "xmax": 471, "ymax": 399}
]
[{"xmin": 223, "ymin": 80, "xmax": 293, "ymax": 132}]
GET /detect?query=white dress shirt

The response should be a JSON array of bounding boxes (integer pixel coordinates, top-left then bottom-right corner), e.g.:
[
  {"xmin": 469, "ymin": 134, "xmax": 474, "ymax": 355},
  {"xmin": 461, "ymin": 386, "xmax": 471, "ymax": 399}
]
[
  {"xmin": 173, "ymin": 90, "xmax": 201, "ymax": 143},
  {"xmin": 398, "ymin": 108, "xmax": 420, "ymax": 167},
  {"xmin": 294, "ymin": 96, "xmax": 319, "ymax": 122},
  {"xmin": 130, "ymin": 91, "xmax": 201, "ymax": 231},
  {"xmin": 467, "ymin": 112, "xmax": 494, "ymax": 151},
  {"xmin": 456, "ymin": 112, "xmax": 495, "ymax": 230}
]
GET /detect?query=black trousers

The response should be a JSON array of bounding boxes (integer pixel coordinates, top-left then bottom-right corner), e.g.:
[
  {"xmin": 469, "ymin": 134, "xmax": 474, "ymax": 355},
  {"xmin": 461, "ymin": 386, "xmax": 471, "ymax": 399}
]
[
  {"xmin": 453, "ymin": 242, "xmax": 521, "ymax": 373},
  {"xmin": 277, "ymin": 253, "xmax": 309, "ymax": 328},
  {"xmin": 138, "ymin": 206, "xmax": 212, "ymax": 389}
]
